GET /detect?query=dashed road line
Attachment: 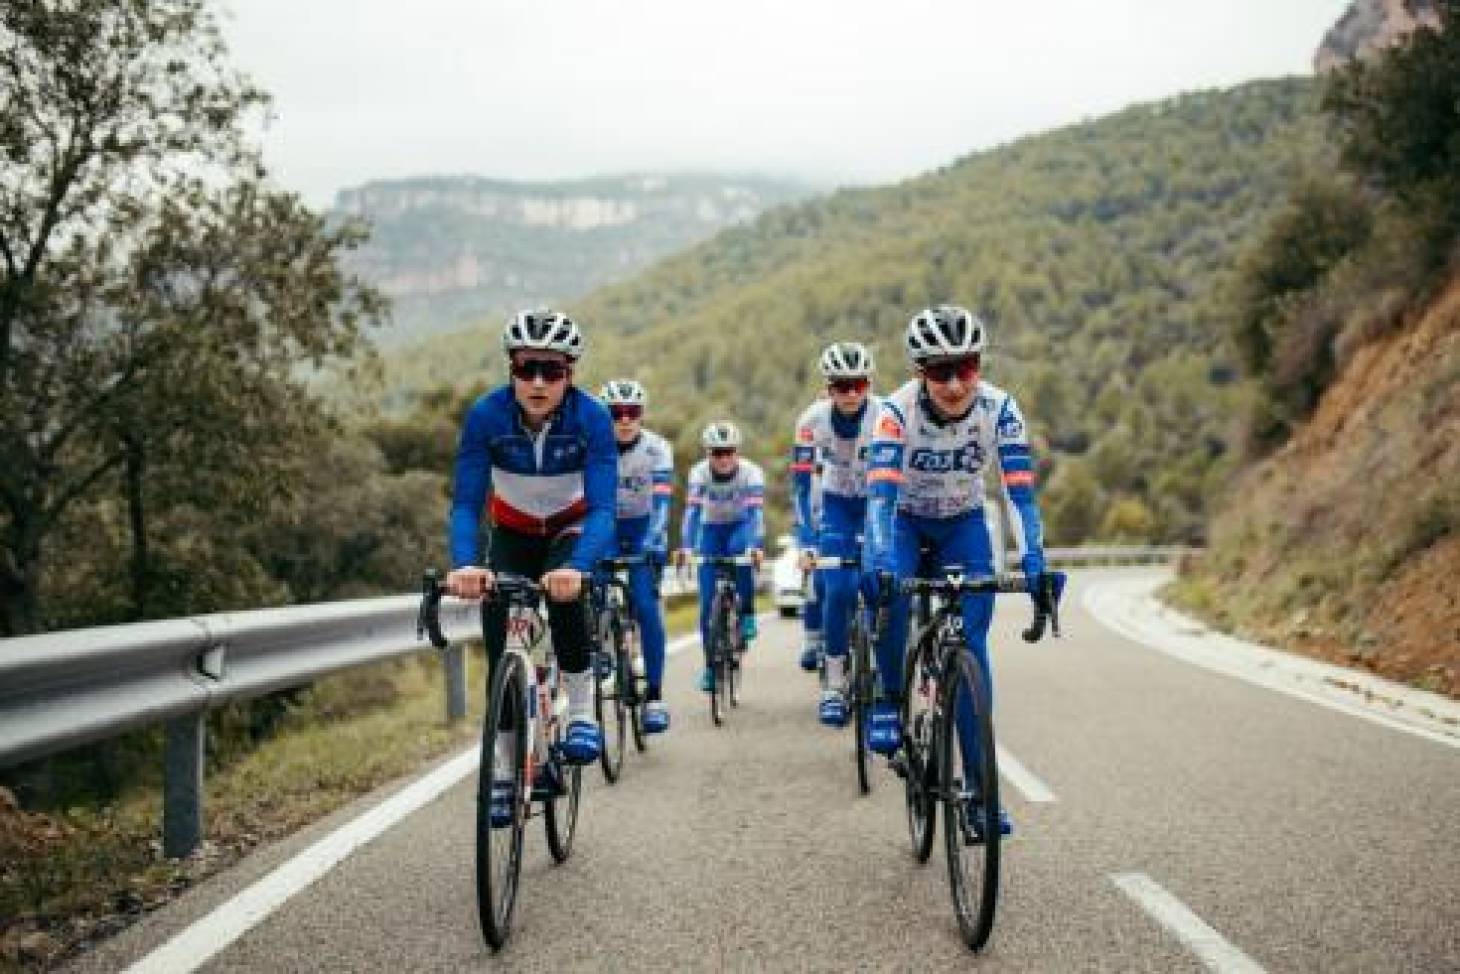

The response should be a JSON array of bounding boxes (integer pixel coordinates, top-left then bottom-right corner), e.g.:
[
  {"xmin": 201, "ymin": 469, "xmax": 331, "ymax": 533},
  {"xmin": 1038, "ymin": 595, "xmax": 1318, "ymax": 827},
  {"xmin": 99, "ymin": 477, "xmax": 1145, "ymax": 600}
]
[
  {"xmin": 996, "ymin": 744, "xmax": 1057, "ymax": 803},
  {"xmin": 1112, "ymin": 872, "xmax": 1266, "ymax": 973}
]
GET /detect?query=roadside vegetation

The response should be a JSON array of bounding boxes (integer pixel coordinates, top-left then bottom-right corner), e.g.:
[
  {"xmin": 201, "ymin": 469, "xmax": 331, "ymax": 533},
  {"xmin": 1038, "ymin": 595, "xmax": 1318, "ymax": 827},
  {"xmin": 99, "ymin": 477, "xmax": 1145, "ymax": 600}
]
[{"xmin": 1171, "ymin": 1, "xmax": 1460, "ymax": 698}]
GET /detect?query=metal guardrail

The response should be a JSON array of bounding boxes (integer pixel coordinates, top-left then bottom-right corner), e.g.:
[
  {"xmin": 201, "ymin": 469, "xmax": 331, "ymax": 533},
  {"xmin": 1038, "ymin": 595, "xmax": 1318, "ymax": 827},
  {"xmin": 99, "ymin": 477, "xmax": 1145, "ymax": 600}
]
[
  {"xmin": 0, "ymin": 593, "xmax": 482, "ymax": 856},
  {"xmin": 0, "ymin": 546, "xmax": 1186, "ymax": 857}
]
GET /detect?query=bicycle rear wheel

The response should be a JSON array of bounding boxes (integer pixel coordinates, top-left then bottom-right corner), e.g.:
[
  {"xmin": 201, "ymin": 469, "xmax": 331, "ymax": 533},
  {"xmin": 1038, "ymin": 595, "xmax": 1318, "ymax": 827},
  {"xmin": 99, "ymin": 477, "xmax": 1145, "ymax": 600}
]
[
  {"xmin": 476, "ymin": 652, "xmax": 527, "ymax": 951},
  {"xmin": 596, "ymin": 613, "xmax": 627, "ymax": 783},
  {"xmin": 901, "ymin": 629, "xmax": 938, "ymax": 862},
  {"xmin": 941, "ymin": 650, "xmax": 1000, "ymax": 951},
  {"xmin": 544, "ymin": 722, "xmax": 583, "ymax": 863}
]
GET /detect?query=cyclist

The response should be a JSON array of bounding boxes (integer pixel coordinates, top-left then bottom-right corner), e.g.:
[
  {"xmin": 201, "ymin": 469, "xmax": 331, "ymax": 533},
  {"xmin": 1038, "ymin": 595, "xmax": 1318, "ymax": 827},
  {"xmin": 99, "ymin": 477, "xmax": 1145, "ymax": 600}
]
[
  {"xmin": 674, "ymin": 421, "xmax": 766, "ymax": 692},
  {"xmin": 790, "ymin": 342, "xmax": 882, "ymax": 727},
  {"xmin": 600, "ymin": 378, "xmax": 674, "ymax": 734},
  {"xmin": 865, "ymin": 305, "xmax": 1049, "ymax": 834},
  {"xmin": 797, "ymin": 461, "xmax": 826, "ymax": 673},
  {"xmin": 446, "ymin": 309, "xmax": 616, "ymax": 767}
]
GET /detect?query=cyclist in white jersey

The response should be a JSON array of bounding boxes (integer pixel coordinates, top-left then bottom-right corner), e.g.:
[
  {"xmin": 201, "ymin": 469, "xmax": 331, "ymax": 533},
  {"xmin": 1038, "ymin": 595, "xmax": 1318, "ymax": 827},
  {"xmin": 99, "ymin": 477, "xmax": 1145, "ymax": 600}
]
[
  {"xmin": 600, "ymin": 379, "xmax": 674, "ymax": 733},
  {"xmin": 790, "ymin": 342, "xmax": 882, "ymax": 726},
  {"xmin": 865, "ymin": 305, "xmax": 1049, "ymax": 836},
  {"xmin": 675, "ymin": 421, "xmax": 766, "ymax": 692}
]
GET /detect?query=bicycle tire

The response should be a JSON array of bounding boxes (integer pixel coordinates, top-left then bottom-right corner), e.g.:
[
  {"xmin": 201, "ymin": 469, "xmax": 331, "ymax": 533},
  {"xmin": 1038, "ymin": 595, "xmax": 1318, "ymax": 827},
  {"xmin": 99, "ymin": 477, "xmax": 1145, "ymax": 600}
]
[
  {"xmin": 476, "ymin": 652, "xmax": 527, "ymax": 951},
  {"xmin": 941, "ymin": 649, "xmax": 1000, "ymax": 951},
  {"xmin": 596, "ymin": 613, "xmax": 627, "ymax": 784},
  {"xmin": 624, "ymin": 620, "xmax": 647, "ymax": 752},
  {"xmin": 543, "ymin": 716, "xmax": 583, "ymax": 864},
  {"xmin": 901, "ymin": 627, "xmax": 938, "ymax": 863},
  {"xmin": 850, "ymin": 601, "xmax": 872, "ymax": 795},
  {"xmin": 707, "ymin": 589, "xmax": 729, "ymax": 726}
]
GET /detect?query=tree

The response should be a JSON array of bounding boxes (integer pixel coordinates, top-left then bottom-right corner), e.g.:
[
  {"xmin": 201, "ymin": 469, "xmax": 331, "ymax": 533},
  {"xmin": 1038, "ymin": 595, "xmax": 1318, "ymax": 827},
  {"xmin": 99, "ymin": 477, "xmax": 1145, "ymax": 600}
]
[
  {"xmin": 1323, "ymin": 0, "xmax": 1460, "ymax": 260},
  {"xmin": 0, "ymin": 1, "xmax": 384, "ymax": 634}
]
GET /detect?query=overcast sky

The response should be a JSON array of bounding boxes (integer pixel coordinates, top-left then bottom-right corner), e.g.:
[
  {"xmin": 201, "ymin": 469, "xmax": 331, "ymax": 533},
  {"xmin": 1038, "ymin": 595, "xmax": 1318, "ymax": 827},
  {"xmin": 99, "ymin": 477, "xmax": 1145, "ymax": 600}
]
[{"xmin": 218, "ymin": 0, "xmax": 1354, "ymax": 207}]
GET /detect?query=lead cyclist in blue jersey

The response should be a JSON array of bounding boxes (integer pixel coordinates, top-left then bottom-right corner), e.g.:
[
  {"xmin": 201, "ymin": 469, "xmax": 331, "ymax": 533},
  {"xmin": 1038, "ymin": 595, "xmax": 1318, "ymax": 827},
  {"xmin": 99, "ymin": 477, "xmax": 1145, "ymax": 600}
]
[
  {"xmin": 446, "ymin": 309, "xmax": 617, "ymax": 766},
  {"xmin": 865, "ymin": 305, "xmax": 1050, "ymax": 834},
  {"xmin": 791, "ymin": 342, "xmax": 881, "ymax": 727},
  {"xmin": 600, "ymin": 378, "xmax": 674, "ymax": 733}
]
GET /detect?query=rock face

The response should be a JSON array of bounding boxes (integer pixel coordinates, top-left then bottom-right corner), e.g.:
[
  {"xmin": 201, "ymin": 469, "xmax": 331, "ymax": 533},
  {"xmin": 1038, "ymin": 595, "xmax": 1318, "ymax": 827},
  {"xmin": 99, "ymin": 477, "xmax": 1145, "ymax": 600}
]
[
  {"xmin": 334, "ymin": 173, "xmax": 811, "ymax": 341},
  {"xmin": 1314, "ymin": 0, "xmax": 1440, "ymax": 72}
]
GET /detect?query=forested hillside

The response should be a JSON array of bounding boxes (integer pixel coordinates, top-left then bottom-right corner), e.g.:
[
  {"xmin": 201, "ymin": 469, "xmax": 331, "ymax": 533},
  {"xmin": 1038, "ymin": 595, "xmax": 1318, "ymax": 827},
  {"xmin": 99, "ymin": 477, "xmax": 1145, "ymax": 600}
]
[{"xmin": 376, "ymin": 78, "xmax": 1330, "ymax": 546}]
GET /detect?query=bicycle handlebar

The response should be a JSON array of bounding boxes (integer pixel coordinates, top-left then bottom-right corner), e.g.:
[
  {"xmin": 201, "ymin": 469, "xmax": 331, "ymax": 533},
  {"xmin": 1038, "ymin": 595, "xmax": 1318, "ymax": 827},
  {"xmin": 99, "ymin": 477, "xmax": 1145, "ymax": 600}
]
[
  {"xmin": 597, "ymin": 554, "xmax": 647, "ymax": 572},
  {"xmin": 890, "ymin": 570, "xmax": 1066, "ymax": 643},
  {"xmin": 417, "ymin": 570, "xmax": 449, "ymax": 649},
  {"xmin": 692, "ymin": 555, "xmax": 758, "ymax": 567}
]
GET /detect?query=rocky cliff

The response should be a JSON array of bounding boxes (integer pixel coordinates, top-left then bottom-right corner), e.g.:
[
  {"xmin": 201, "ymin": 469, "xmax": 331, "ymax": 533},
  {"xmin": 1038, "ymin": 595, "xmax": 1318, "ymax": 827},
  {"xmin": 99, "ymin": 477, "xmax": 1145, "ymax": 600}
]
[
  {"xmin": 1314, "ymin": 0, "xmax": 1440, "ymax": 71},
  {"xmin": 335, "ymin": 173, "xmax": 811, "ymax": 341}
]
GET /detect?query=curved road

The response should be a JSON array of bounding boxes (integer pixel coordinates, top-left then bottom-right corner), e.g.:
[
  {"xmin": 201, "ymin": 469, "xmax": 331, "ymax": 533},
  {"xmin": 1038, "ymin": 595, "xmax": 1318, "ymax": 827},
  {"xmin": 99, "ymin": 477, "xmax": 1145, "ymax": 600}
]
[{"xmin": 73, "ymin": 568, "xmax": 1460, "ymax": 972}]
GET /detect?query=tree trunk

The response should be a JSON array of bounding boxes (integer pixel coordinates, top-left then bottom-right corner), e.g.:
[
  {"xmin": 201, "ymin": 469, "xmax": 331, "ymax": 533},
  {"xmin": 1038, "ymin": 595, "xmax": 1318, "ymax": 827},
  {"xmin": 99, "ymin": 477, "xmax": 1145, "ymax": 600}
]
[
  {"xmin": 124, "ymin": 434, "xmax": 149, "ymax": 621},
  {"xmin": 0, "ymin": 519, "xmax": 43, "ymax": 637}
]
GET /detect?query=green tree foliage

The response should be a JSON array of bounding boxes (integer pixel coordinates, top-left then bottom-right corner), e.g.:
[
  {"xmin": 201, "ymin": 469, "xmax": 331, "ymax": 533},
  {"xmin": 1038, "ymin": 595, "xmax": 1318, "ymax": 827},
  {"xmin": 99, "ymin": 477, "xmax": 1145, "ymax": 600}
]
[
  {"xmin": 0, "ymin": 1, "xmax": 385, "ymax": 634},
  {"xmin": 1323, "ymin": 0, "xmax": 1460, "ymax": 264}
]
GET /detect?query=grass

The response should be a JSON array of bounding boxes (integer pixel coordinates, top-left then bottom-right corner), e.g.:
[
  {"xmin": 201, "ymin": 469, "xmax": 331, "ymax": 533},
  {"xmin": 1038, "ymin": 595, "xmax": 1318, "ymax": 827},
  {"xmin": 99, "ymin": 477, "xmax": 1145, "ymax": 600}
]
[{"xmin": 1, "ymin": 601, "xmax": 703, "ymax": 972}]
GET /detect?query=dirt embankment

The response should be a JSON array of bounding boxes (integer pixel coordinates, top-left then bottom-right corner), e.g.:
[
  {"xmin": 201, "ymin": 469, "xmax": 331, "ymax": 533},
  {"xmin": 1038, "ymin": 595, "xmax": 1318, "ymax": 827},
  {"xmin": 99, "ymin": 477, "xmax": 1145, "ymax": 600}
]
[{"xmin": 1181, "ymin": 274, "xmax": 1460, "ymax": 697}]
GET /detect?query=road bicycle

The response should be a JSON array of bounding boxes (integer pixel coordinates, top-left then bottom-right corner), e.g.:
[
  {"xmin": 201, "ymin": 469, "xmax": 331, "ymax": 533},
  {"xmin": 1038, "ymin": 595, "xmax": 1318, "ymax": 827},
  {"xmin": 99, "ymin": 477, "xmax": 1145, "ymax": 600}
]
[
  {"xmin": 890, "ymin": 569, "xmax": 1064, "ymax": 952},
  {"xmin": 590, "ymin": 554, "xmax": 650, "ymax": 782},
  {"xmin": 419, "ymin": 570, "xmax": 584, "ymax": 952},
  {"xmin": 812, "ymin": 554, "xmax": 877, "ymax": 795},
  {"xmin": 694, "ymin": 554, "xmax": 757, "ymax": 726}
]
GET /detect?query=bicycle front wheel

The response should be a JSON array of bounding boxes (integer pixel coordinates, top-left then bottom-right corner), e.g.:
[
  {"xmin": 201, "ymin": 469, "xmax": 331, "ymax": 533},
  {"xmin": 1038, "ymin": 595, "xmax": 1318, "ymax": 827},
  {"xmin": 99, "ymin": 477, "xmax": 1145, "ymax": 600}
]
[
  {"xmin": 941, "ymin": 649, "xmax": 1000, "ymax": 952},
  {"xmin": 625, "ymin": 621, "xmax": 648, "ymax": 753},
  {"xmin": 596, "ymin": 613, "xmax": 627, "ymax": 784},
  {"xmin": 476, "ymin": 652, "xmax": 527, "ymax": 951},
  {"xmin": 850, "ymin": 602, "xmax": 872, "ymax": 796}
]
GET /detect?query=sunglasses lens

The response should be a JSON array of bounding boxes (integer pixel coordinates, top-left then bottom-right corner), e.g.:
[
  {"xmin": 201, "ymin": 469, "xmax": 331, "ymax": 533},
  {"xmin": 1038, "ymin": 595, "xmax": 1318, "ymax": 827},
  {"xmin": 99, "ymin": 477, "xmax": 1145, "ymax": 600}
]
[
  {"xmin": 710, "ymin": 448, "xmax": 735, "ymax": 458},
  {"xmin": 925, "ymin": 359, "xmax": 977, "ymax": 383},
  {"xmin": 512, "ymin": 360, "xmax": 568, "ymax": 381},
  {"xmin": 610, "ymin": 405, "xmax": 642, "ymax": 420},
  {"xmin": 829, "ymin": 378, "xmax": 868, "ymax": 394}
]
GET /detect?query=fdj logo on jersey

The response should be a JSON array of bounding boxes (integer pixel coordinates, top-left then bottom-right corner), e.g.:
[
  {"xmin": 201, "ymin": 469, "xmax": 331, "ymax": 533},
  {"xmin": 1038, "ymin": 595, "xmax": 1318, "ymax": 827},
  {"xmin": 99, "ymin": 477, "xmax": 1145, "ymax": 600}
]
[{"xmin": 908, "ymin": 442, "xmax": 985, "ymax": 473}]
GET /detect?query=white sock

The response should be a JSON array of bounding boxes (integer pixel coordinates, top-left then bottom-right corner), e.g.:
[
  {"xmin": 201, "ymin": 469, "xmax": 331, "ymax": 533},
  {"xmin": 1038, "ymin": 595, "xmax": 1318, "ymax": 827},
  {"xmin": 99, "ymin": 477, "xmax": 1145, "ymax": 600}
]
[
  {"xmin": 825, "ymin": 655, "xmax": 846, "ymax": 691},
  {"xmin": 566, "ymin": 671, "xmax": 595, "ymax": 723}
]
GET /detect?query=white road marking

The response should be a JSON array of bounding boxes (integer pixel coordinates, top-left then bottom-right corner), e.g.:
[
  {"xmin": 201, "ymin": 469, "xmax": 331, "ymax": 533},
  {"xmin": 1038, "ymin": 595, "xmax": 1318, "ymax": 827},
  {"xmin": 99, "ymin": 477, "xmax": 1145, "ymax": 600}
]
[
  {"xmin": 1084, "ymin": 576, "xmax": 1460, "ymax": 750},
  {"xmin": 127, "ymin": 627, "xmax": 707, "ymax": 973},
  {"xmin": 996, "ymin": 744, "xmax": 1057, "ymax": 803},
  {"xmin": 1112, "ymin": 872, "xmax": 1266, "ymax": 973}
]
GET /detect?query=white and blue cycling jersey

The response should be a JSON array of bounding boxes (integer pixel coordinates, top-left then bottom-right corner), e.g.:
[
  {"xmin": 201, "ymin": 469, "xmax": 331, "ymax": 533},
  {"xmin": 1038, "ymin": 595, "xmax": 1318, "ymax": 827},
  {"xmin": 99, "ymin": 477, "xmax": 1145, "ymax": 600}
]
[
  {"xmin": 614, "ymin": 429, "xmax": 674, "ymax": 552},
  {"xmin": 866, "ymin": 378, "xmax": 1043, "ymax": 575},
  {"xmin": 790, "ymin": 396, "xmax": 882, "ymax": 548},
  {"xmin": 449, "ymin": 385, "xmax": 617, "ymax": 573},
  {"xmin": 681, "ymin": 458, "xmax": 766, "ymax": 550}
]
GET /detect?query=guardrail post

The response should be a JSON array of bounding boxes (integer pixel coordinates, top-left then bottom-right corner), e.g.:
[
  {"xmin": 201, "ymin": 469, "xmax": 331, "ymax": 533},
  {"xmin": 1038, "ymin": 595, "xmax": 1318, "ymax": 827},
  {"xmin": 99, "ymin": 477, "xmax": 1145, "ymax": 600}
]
[
  {"xmin": 444, "ymin": 642, "xmax": 467, "ymax": 723},
  {"xmin": 163, "ymin": 712, "xmax": 206, "ymax": 858}
]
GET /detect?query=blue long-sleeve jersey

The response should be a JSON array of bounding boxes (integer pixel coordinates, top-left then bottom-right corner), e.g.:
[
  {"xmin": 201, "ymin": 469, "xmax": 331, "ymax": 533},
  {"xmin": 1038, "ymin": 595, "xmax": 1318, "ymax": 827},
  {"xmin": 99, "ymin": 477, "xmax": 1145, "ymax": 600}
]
[{"xmin": 449, "ymin": 384, "xmax": 618, "ymax": 573}]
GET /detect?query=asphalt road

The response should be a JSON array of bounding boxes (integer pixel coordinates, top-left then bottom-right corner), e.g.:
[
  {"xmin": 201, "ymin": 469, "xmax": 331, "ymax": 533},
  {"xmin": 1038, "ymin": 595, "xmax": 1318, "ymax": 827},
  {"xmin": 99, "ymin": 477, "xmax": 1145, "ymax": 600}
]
[{"xmin": 74, "ymin": 568, "xmax": 1460, "ymax": 972}]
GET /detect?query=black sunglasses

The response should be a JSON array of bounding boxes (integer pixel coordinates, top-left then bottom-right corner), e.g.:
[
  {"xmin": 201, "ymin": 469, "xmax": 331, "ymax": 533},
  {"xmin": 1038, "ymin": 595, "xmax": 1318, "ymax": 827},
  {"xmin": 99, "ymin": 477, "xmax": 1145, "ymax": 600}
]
[{"xmin": 510, "ymin": 359, "xmax": 571, "ymax": 382}]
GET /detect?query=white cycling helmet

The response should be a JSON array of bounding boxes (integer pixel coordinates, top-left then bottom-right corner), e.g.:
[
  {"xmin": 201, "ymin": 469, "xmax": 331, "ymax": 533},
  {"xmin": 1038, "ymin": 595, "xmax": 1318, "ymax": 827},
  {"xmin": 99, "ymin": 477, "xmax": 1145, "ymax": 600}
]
[
  {"xmin": 502, "ymin": 308, "xmax": 584, "ymax": 361},
  {"xmin": 904, "ymin": 305, "xmax": 986, "ymax": 363},
  {"xmin": 701, "ymin": 421, "xmax": 742, "ymax": 450},
  {"xmin": 600, "ymin": 379, "xmax": 647, "ymax": 407},
  {"xmin": 819, "ymin": 341, "xmax": 875, "ymax": 379}
]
